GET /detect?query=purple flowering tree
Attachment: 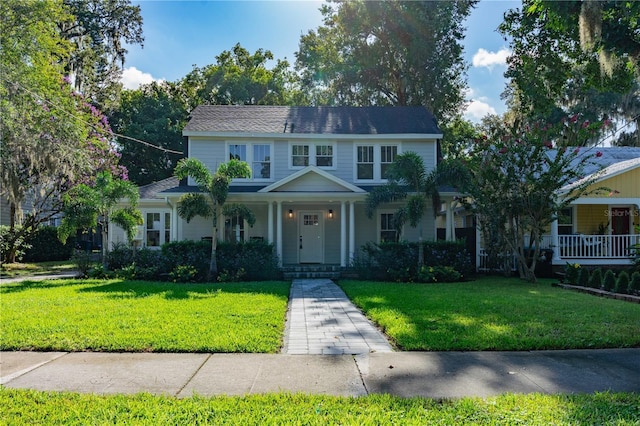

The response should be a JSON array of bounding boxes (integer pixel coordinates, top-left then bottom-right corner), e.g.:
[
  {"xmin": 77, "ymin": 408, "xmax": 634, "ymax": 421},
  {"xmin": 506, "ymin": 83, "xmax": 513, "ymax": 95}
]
[{"xmin": 450, "ymin": 116, "xmax": 611, "ymax": 282}]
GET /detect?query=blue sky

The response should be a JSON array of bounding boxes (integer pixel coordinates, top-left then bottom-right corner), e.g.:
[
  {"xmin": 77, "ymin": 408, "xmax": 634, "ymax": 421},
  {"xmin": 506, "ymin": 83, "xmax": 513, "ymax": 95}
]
[{"xmin": 122, "ymin": 0, "xmax": 520, "ymax": 122}]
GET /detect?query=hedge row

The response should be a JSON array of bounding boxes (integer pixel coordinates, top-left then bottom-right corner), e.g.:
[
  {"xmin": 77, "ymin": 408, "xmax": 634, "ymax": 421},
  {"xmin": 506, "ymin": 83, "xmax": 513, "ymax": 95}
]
[
  {"xmin": 352, "ymin": 241, "xmax": 473, "ymax": 282},
  {"xmin": 565, "ymin": 264, "xmax": 640, "ymax": 295},
  {"xmin": 105, "ymin": 239, "xmax": 281, "ymax": 282}
]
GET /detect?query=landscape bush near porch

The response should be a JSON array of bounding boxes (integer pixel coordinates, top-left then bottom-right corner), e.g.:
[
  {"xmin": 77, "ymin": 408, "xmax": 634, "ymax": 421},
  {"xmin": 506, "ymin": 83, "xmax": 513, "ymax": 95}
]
[
  {"xmin": 352, "ymin": 241, "xmax": 472, "ymax": 282},
  {"xmin": 104, "ymin": 239, "xmax": 280, "ymax": 282}
]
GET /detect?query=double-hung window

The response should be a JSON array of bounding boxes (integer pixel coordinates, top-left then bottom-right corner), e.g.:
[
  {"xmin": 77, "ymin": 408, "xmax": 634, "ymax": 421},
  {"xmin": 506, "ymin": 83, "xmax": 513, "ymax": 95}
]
[
  {"xmin": 227, "ymin": 142, "xmax": 272, "ymax": 180},
  {"xmin": 380, "ymin": 212, "xmax": 398, "ymax": 243},
  {"xmin": 357, "ymin": 146, "xmax": 374, "ymax": 179},
  {"xmin": 290, "ymin": 142, "xmax": 336, "ymax": 169},
  {"xmin": 558, "ymin": 207, "xmax": 574, "ymax": 235},
  {"xmin": 355, "ymin": 144, "xmax": 399, "ymax": 181}
]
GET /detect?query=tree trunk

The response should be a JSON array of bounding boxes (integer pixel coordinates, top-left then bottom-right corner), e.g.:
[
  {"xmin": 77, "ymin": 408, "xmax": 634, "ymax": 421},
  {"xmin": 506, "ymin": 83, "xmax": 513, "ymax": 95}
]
[
  {"xmin": 101, "ymin": 222, "xmax": 109, "ymax": 271},
  {"xmin": 208, "ymin": 210, "xmax": 219, "ymax": 281}
]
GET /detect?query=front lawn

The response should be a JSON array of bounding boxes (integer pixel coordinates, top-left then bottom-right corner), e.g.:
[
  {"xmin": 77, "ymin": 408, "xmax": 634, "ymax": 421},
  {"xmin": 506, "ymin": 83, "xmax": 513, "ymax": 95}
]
[
  {"xmin": 1, "ymin": 389, "xmax": 638, "ymax": 425},
  {"xmin": 0, "ymin": 279, "xmax": 290, "ymax": 353},
  {"xmin": 339, "ymin": 277, "xmax": 640, "ymax": 351}
]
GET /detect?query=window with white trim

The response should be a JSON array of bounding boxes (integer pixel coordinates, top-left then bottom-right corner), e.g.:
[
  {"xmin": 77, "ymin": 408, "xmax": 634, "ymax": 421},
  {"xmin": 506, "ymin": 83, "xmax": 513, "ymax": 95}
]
[
  {"xmin": 291, "ymin": 144, "xmax": 309, "ymax": 167},
  {"xmin": 357, "ymin": 146, "xmax": 374, "ymax": 179},
  {"xmin": 224, "ymin": 215, "xmax": 245, "ymax": 243},
  {"xmin": 355, "ymin": 143, "xmax": 399, "ymax": 181},
  {"xmin": 289, "ymin": 142, "xmax": 337, "ymax": 169},
  {"xmin": 558, "ymin": 207, "xmax": 574, "ymax": 235},
  {"xmin": 145, "ymin": 211, "xmax": 171, "ymax": 247},
  {"xmin": 316, "ymin": 145, "xmax": 333, "ymax": 167},
  {"xmin": 227, "ymin": 142, "xmax": 272, "ymax": 180},
  {"xmin": 380, "ymin": 145, "xmax": 397, "ymax": 179},
  {"xmin": 380, "ymin": 213, "xmax": 398, "ymax": 243}
]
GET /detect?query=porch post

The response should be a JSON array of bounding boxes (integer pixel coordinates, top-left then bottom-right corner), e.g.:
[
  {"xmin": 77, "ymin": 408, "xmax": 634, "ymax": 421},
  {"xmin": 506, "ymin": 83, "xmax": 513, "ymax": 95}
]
[
  {"xmin": 445, "ymin": 199, "xmax": 454, "ymax": 241},
  {"xmin": 340, "ymin": 201, "xmax": 346, "ymax": 267},
  {"xmin": 551, "ymin": 216, "xmax": 561, "ymax": 262},
  {"xmin": 267, "ymin": 202, "xmax": 274, "ymax": 243},
  {"xmin": 276, "ymin": 201, "xmax": 283, "ymax": 266},
  {"xmin": 349, "ymin": 201, "xmax": 355, "ymax": 264}
]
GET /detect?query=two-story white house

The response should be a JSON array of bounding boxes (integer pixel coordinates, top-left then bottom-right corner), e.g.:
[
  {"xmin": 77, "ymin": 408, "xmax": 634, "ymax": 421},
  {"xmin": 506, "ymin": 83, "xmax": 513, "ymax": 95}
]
[{"xmin": 110, "ymin": 105, "xmax": 444, "ymax": 267}]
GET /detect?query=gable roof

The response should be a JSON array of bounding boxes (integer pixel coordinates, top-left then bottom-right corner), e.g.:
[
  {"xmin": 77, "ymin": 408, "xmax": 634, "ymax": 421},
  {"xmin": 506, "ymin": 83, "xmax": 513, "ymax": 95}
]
[
  {"xmin": 259, "ymin": 165, "xmax": 366, "ymax": 194},
  {"xmin": 183, "ymin": 105, "xmax": 442, "ymax": 136}
]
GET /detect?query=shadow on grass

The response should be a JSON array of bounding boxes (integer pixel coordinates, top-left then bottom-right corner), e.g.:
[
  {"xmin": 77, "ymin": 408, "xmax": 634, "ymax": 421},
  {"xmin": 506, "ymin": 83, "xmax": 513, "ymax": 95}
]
[
  {"xmin": 77, "ymin": 279, "xmax": 290, "ymax": 300},
  {"xmin": 0, "ymin": 279, "xmax": 75, "ymax": 294}
]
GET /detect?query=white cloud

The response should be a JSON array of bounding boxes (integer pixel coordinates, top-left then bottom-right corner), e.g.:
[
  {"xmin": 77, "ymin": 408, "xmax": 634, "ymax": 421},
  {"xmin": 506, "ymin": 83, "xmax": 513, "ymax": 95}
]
[
  {"xmin": 472, "ymin": 48, "xmax": 511, "ymax": 69},
  {"xmin": 120, "ymin": 67, "xmax": 164, "ymax": 90},
  {"xmin": 464, "ymin": 99, "xmax": 497, "ymax": 123}
]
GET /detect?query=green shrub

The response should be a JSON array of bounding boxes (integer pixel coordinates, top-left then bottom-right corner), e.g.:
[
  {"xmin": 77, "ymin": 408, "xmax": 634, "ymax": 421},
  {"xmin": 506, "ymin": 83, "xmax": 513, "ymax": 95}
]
[
  {"xmin": 217, "ymin": 268, "xmax": 246, "ymax": 282},
  {"xmin": 577, "ymin": 267, "xmax": 590, "ymax": 288},
  {"xmin": 629, "ymin": 272, "xmax": 640, "ymax": 295},
  {"xmin": 217, "ymin": 240, "xmax": 280, "ymax": 281},
  {"xmin": 23, "ymin": 226, "xmax": 73, "ymax": 262},
  {"xmin": 161, "ymin": 240, "xmax": 210, "ymax": 281},
  {"xmin": 353, "ymin": 241, "xmax": 470, "ymax": 282},
  {"xmin": 71, "ymin": 250, "xmax": 97, "ymax": 277},
  {"xmin": 603, "ymin": 269, "xmax": 617, "ymax": 292},
  {"xmin": 564, "ymin": 263, "xmax": 581, "ymax": 284},
  {"xmin": 169, "ymin": 265, "xmax": 199, "ymax": 283},
  {"xmin": 0, "ymin": 225, "xmax": 30, "ymax": 263},
  {"xmin": 615, "ymin": 270, "xmax": 630, "ymax": 294},
  {"xmin": 106, "ymin": 242, "xmax": 135, "ymax": 270},
  {"xmin": 588, "ymin": 268, "xmax": 603, "ymax": 289}
]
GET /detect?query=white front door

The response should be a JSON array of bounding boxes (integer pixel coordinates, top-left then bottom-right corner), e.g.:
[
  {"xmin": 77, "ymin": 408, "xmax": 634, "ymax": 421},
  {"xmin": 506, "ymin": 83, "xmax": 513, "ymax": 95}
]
[{"xmin": 299, "ymin": 211, "xmax": 324, "ymax": 263}]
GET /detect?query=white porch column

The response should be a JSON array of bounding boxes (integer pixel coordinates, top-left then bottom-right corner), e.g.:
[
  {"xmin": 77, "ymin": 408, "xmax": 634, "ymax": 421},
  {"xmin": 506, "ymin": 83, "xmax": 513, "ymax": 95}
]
[
  {"xmin": 172, "ymin": 202, "xmax": 178, "ymax": 241},
  {"xmin": 267, "ymin": 202, "xmax": 274, "ymax": 243},
  {"xmin": 340, "ymin": 201, "xmax": 347, "ymax": 267},
  {"xmin": 551, "ymin": 216, "xmax": 561, "ymax": 262},
  {"xmin": 445, "ymin": 199, "xmax": 454, "ymax": 241},
  {"xmin": 276, "ymin": 201, "xmax": 283, "ymax": 266},
  {"xmin": 349, "ymin": 201, "xmax": 355, "ymax": 264}
]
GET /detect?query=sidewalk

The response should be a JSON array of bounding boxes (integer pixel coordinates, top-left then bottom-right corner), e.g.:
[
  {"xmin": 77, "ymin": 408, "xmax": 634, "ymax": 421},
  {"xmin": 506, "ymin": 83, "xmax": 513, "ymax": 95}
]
[{"xmin": 2, "ymin": 349, "xmax": 639, "ymax": 398}]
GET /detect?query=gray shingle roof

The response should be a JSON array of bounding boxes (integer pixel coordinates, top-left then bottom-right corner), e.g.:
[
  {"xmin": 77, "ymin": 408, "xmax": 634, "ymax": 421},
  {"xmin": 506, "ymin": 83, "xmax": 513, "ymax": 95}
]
[
  {"xmin": 138, "ymin": 177, "xmax": 180, "ymax": 199},
  {"xmin": 183, "ymin": 105, "xmax": 442, "ymax": 135}
]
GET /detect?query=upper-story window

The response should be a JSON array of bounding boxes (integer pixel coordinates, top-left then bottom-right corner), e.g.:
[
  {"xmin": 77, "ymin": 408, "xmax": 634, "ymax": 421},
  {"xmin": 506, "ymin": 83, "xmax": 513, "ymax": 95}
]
[
  {"xmin": 227, "ymin": 143, "xmax": 272, "ymax": 180},
  {"xmin": 355, "ymin": 144, "xmax": 399, "ymax": 181},
  {"xmin": 290, "ymin": 142, "xmax": 336, "ymax": 169},
  {"xmin": 357, "ymin": 146, "xmax": 374, "ymax": 180},
  {"xmin": 291, "ymin": 144, "xmax": 309, "ymax": 167}
]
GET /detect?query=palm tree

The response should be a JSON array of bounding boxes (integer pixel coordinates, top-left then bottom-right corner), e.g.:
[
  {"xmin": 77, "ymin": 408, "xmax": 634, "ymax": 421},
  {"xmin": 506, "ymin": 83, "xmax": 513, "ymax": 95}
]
[
  {"xmin": 174, "ymin": 158, "xmax": 254, "ymax": 279},
  {"xmin": 58, "ymin": 171, "xmax": 143, "ymax": 270},
  {"xmin": 365, "ymin": 152, "xmax": 466, "ymax": 266}
]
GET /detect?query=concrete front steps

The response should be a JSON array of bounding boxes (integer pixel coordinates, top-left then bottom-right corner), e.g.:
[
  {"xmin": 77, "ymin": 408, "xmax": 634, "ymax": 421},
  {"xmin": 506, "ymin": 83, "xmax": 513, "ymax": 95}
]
[{"xmin": 282, "ymin": 265, "xmax": 343, "ymax": 280}]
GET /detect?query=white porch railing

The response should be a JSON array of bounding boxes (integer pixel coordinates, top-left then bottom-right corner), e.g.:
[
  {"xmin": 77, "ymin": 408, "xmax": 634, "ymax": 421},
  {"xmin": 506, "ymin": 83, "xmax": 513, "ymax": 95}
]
[
  {"xmin": 478, "ymin": 233, "xmax": 638, "ymax": 271},
  {"xmin": 557, "ymin": 234, "xmax": 639, "ymax": 259}
]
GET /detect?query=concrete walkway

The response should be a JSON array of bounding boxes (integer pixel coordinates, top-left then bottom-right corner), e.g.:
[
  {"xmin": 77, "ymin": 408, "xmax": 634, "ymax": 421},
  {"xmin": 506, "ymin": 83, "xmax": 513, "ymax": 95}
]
[
  {"xmin": 283, "ymin": 279, "xmax": 393, "ymax": 354},
  {"xmin": 2, "ymin": 349, "xmax": 639, "ymax": 397}
]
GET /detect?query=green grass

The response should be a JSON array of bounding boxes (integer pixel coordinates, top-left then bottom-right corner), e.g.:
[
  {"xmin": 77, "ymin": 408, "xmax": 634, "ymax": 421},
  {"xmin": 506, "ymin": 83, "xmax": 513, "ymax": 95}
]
[
  {"xmin": 339, "ymin": 277, "xmax": 640, "ymax": 351},
  {"xmin": 1, "ymin": 389, "xmax": 638, "ymax": 425},
  {"xmin": 0, "ymin": 260, "xmax": 76, "ymax": 278},
  {"xmin": 0, "ymin": 279, "xmax": 290, "ymax": 353}
]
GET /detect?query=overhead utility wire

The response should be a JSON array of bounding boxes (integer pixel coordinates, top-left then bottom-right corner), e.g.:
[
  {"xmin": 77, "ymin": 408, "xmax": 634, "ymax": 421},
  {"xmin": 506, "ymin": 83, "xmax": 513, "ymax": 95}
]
[{"xmin": 2, "ymin": 76, "xmax": 184, "ymax": 155}]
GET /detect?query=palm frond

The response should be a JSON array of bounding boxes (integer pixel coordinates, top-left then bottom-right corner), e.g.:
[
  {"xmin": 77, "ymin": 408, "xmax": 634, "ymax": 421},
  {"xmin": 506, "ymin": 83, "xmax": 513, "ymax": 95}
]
[
  {"xmin": 365, "ymin": 182, "xmax": 407, "ymax": 218},
  {"xmin": 174, "ymin": 158, "xmax": 213, "ymax": 190},
  {"xmin": 177, "ymin": 193, "xmax": 212, "ymax": 223},
  {"xmin": 222, "ymin": 203, "xmax": 256, "ymax": 226}
]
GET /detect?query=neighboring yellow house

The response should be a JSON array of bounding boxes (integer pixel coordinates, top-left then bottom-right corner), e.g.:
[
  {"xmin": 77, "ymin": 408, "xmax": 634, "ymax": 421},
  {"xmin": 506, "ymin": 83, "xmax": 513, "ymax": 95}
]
[
  {"xmin": 550, "ymin": 153, "xmax": 640, "ymax": 266},
  {"xmin": 437, "ymin": 148, "xmax": 640, "ymax": 270}
]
